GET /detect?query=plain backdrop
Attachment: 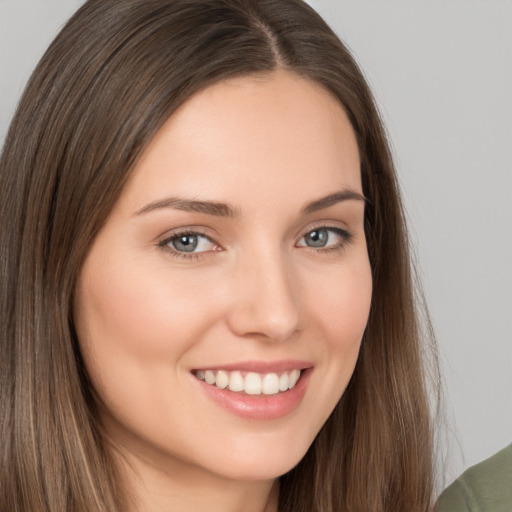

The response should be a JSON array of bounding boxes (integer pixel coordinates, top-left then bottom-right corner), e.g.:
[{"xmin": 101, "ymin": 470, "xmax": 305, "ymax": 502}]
[{"xmin": 1, "ymin": 0, "xmax": 511, "ymax": 489}]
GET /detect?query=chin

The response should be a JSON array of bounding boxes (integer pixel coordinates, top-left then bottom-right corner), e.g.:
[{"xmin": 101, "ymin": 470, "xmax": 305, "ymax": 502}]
[{"xmin": 205, "ymin": 432, "xmax": 313, "ymax": 482}]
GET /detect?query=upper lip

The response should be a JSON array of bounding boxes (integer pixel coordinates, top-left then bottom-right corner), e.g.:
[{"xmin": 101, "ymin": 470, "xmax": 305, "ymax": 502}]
[{"xmin": 193, "ymin": 359, "xmax": 313, "ymax": 373}]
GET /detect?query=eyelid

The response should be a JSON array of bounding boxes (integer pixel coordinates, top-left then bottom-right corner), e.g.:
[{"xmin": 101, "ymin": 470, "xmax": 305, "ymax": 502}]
[
  {"xmin": 156, "ymin": 221, "xmax": 354, "ymax": 261},
  {"xmin": 296, "ymin": 223, "xmax": 354, "ymax": 250},
  {"xmin": 157, "ymin": 227, "xmax": 223, "ymax": 259},
  {"xmin": 298, "ymin": 219, "xmax": 351, "ymax": 236}
]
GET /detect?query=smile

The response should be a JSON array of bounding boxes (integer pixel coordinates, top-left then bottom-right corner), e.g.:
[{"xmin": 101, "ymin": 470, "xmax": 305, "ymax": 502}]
[
  {"xmin": 194, "ymin": 369, "xmax": 302, "ymax": 395},
  {"xmin": 192, "ymin": 363, "xmax": 313, "ymax": 420}
]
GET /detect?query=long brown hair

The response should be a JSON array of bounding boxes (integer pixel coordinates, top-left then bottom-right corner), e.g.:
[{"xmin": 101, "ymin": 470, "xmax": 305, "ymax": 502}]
[{"xmin": 0, "ymin": 0, "xmax": 439, "ymax": 510}]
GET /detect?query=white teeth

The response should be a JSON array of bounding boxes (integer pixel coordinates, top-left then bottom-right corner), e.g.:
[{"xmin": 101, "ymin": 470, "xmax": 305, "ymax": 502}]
[
  {"xmin": 288, "ymin": 369, "xmax": 300, "ymax": 389},
  {"xmin": 228, "ymin": 371, "xmax": 244, "ymax": 392},
  {"xmin": 244, "ymin": 372, "xmax": 262, "ymax": 395},
  {"xmin": 215, "ymin": 370, "xmax": 229, "ymax": 389},
  {"xmin": 262, "ymin": 373, "xmax": 280, "ymax": 395},
  {"xmin": 279, "ymin": 373, "xmax": 289, "ymax": 391},
  {"xmin": 204, "ymin": 370, "xmax": 216, "ymax": 385},
  {"xmin": 195, "ymin": 368, "xmax": 303, "ymax": 395}
]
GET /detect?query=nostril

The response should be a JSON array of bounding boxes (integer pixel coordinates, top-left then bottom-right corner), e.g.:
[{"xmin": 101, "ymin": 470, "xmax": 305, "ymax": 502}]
[
  {"xmin": 226, "ymin": 305, "xmax": 300, "ymax": 341},
  {"xmin": 226, "ymin": 259, "xmax": 300, "ymax": 340}
]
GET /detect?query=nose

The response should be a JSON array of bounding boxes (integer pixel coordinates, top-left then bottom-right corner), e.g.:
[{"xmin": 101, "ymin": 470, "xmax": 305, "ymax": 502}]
[{"xmin": 226, "ymin": 251, "xmax": 300, "ymax": 342}]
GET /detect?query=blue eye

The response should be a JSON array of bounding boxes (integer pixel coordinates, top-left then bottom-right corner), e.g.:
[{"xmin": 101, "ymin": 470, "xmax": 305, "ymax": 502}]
[
  {"xmin": 297, "ymin": 227, "xmax": 352, "ymax": 250},
  {"xmin": 303, "ymin": 228, "xmax": 329, "ymax": 248},
  {"xmin": 161, "ymin": 232, "xmax": 217, "ymax": 256},
  {"xmin": 171, "ymin": 234, "xmax": 199, "ymax": 252}
]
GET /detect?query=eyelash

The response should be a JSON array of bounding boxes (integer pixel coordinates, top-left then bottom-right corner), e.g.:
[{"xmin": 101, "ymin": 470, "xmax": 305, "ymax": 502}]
[
  {"xmin": 158, "ymin": 225, "xmax": 354, "ymax": 261},
  {"xmin": 158, "ymin": 229, "xmax": 217, "ymax": 261},
  {"xmin": 298, "ymin": 226, "xmax": 354, "ymax": 253}
]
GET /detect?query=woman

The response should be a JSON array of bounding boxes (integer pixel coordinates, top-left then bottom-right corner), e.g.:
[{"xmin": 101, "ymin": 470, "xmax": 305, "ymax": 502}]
[{"xmin": 0, "ymin": 0, "xmax": 439, "ymax": 510}]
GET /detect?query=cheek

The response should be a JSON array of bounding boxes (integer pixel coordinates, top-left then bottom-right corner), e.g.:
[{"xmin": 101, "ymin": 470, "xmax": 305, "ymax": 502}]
[
  {"xmin": 310, "ymin": 259, "xmax": 372, "ymax": 352},
  {"xmin": 75, "ymin": 256, "xmax": 216, "ymax": 365},
  {"xmin": 73, "ymin": 253, "xmax": 229, "ymax": 436},
  {"xmin": 73, "ymin": 252, "xmax": 223, "ymax": 444},
  {"xmin": 309, "ymin": 257, "xmax": 372, "ymax": 394},
  {"xmin": 290, "ymin": 256, "xmax": 372, "ymax": 440}
]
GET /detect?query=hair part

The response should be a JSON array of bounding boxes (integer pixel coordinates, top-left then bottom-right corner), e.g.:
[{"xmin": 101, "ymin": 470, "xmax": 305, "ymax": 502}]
[{"xmin": 0, "ymin": 0, "xmax": 439, "ymax": 510}]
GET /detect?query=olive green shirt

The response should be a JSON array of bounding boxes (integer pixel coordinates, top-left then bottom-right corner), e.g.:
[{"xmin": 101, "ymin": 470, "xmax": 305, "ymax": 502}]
[{"xmin": 437, "ymin": 443, "xmax": 512, "ymax": 512}]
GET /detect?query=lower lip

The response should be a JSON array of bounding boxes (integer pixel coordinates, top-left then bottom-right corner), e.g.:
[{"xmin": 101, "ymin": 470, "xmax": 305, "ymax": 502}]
[{"xmin": 195, "ymin": 368, "xmax": 313, "ymax": 420}]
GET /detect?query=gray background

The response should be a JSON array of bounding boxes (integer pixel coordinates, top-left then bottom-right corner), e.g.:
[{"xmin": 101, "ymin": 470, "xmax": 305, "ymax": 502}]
[{"xmin": 1, "ymin": 0, "xmax": 511, "ymax": 489}]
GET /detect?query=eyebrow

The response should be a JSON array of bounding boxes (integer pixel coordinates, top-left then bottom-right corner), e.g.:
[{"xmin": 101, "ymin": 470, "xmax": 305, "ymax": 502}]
[
  {"xmin": 134, "ymin": 189, "xmax": 366, "ymax": 218},
  {"xmin": 302, "ymin": 189, "xmax": 367, "ymax": 214},
  {"xmin": 134, "ymin": 197, "xmax": 240, "ymax": 218}
]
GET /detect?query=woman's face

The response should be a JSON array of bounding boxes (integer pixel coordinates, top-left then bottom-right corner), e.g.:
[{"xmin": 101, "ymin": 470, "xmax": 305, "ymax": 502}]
[{"xmin": 74, "ymin": 70, "xmax": 372, "ymax": 484}]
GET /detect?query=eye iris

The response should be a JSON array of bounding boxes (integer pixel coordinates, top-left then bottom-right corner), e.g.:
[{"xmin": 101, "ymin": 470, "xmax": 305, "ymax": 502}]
[
  {"xmin": 306, "ymin": 229, "xmax": 328, "ymax": 248},
  {"xmin": 172, "ymin": 234, "xmax": 198, "ymax": 252}
]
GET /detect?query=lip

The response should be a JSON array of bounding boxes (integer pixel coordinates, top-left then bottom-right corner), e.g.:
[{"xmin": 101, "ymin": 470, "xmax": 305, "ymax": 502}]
[
  {"xmin": 192, "ymin": 362, "xmax": 313, "ymax": 420},
  {"xmin": 193, "ymin": 359, "xmax": 313, "ymax": 374}
]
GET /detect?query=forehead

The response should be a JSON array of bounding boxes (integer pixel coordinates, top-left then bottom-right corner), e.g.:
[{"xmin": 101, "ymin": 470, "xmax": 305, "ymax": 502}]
[{"xmin": 118, "ymin": 70, "xmax": 361, "ymax": 215}]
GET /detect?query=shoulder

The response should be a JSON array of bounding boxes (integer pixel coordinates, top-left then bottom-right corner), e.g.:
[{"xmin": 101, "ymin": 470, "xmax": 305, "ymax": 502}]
[{"xmin": 437, "ymin": 443, "xmax": 512, "ymax": 512}]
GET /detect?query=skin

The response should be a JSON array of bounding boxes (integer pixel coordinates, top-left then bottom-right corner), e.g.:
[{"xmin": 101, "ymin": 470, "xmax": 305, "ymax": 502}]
[{"xmin": 74, "ymin": 69, "xmax": 372, "ymax": 512}]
